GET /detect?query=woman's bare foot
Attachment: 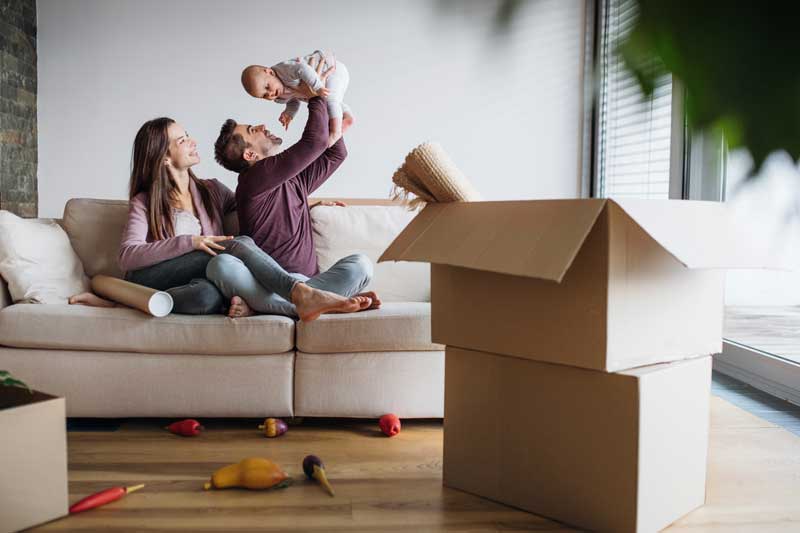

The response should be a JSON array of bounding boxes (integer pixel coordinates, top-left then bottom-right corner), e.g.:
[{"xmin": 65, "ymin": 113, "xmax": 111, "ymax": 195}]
[
  {"xmin": 356, "ymin": 291, "xmax": 381, "ymax": 310},
  {"xmin": 228, "ymin": 296, "xmax": 254, "ymax": 318},
  {"xmin": 291, "ymin": 283, "xmax": 371, "ymax": 322},
  {"xmin": 68, "ymin": 292, "xmax": 116, "ymax": 308}
]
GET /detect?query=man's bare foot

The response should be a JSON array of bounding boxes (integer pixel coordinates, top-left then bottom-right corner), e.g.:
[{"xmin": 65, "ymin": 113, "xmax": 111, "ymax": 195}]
[
  {"xmin": 228, "ymin": 296, "xmax": 254, "ymax": 318},
  {"xmin": 291, "ymin": 283, "xmax": 371, "ymax": 322},
  {"xmin": 356, "ymin": 291, "xmax": 381, "ymax": 310},
  {"xmin": 68, "ymin": 292, "xmax": 116, "ymax": 308},
  {"xmin": 342, "ymin": 112, "xmax": 355, "ymax": 133}
]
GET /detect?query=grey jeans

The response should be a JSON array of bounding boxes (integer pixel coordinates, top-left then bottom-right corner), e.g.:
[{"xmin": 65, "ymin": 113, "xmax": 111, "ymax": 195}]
[
  {"xmin": 206, "ymin": 248, "xmax": 373, "ymax": 318},
  {"xmin": 126, "ymin": 236, "xmax": 300, "ymax": 315}
]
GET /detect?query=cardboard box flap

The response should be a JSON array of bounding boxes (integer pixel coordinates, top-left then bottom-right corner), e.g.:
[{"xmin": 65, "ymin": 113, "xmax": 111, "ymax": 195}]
[
  {"xmin": 380, "ymin": 200, "xmax": 607, "ymax": 282},
  {"xmin": 612, "ymin": 198, "xmax": 779, "ymax": 269}
]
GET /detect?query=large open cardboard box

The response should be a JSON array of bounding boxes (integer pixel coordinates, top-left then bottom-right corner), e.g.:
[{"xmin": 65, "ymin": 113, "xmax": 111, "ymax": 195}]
[
  {"xmin": 0, "ymin": 387, "xmax": 68, "ymax": 533},
  {"xmin": 381, "ymin": 199, "xmax": 756, "ymax": 372},
  {"xmin": 443, "ymin": 346, "xmax": 711, "ymax": 532}
]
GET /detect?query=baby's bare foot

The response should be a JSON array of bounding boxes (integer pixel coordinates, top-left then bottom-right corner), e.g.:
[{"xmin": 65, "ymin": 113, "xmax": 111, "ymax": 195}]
[
  {"xmin": 291, "ymin": 283, "xmax": 367, "ymax": 322},
  {"xmin": 356, "ymin": 291, "xmax": 381, "ymax": 310},
  {"xmin": 68, "ymin": 292, "xmax": 116, "ymax": 308},
  {"xmin": 342, "ymin": 113, "xmax": 355, "ymax": 133},
  {"xmin": 228, "ymin": 296, "xmax": 254, "ymax": 318}
]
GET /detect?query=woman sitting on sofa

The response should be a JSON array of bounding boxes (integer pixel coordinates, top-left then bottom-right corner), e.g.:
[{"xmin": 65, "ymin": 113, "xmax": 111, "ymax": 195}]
[{"xmin": 69, "ymin": 116, "xmax": 373, "ymax": 320}]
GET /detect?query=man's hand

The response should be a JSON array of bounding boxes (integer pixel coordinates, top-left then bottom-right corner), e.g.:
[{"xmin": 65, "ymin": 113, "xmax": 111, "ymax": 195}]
[
  {"xmin": 192, "ymin": 235, "xmax": 233, "ymax": 256},
  {"xmin": 295, "ymin": 52, "xmax": 336, "ymax": 99},
  {"xmin": 279, "ymin": 112, "xmax": 293, "ymax": 130},
  {"xmin": 310, "ymin": 52, "xmax": 336, "ymax": 84},
  {"xmin": 310, "ymin": 200, "xmax": 347, "ymax": 210}
]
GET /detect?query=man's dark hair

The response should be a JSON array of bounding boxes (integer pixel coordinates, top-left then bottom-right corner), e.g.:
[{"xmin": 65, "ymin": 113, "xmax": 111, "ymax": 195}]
[{"xmin": 214, "ymin": 119, "xmax": 250, "ymax": 173}]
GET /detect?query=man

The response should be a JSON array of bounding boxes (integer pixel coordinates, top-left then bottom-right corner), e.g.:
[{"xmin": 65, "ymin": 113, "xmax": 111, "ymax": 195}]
[{"xmin": 212, "ymin": 83, "xmax": 379, "ymax": 320}]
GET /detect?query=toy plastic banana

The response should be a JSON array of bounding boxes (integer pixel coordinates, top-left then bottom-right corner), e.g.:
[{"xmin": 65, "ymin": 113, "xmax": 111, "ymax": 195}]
[{"xmin": 203, "ymin": 458, "xmax": 290, "ymax": 491}]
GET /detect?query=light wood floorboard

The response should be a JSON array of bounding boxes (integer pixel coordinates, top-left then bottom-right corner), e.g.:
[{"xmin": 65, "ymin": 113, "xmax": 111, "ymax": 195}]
[
  {"xmin": 725, "ymin": 305, "xmax": 800, "ymax": 363},
  {"xmin": 30, "ymin": 396, "xmax": 800, "ymax": 532}
]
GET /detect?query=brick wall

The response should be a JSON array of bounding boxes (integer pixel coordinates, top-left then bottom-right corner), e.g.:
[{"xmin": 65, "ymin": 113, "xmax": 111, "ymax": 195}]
[{"xmin": 0, "ymin": 0, "xmax": 37, "ymax": 217}]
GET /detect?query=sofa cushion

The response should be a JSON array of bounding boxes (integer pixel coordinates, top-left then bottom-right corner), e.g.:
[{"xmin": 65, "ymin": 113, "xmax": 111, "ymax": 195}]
[
  {"xmin": 0, "ymin": 211, "xmax": 90, "ymax": 303},
  {"xmin": 62, "ymin": 198, "xmax": 241, "ymax": 279},
  {"xmin": 0, "ymin": 304, "xmax": 295, "ymax": 355},
  {"xmin": 296, "ymin": 302, "xmax": 442, "ymax": 353},
  {"xmin": 63, "ymin": 198, "xmax": 129, "ymax": 278},
  {"xmin": 311, "ymin": 205, "xmax": 430, "ymax": 302}
]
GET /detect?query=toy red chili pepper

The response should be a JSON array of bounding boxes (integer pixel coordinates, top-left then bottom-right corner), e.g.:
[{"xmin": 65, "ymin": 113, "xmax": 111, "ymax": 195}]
[
  {"xmin": 69, "ymin": 484, "xmax": 145, "ymax": 514},
  {"xmin": 165, "ymin": 419, "xmax": 204, "ymax": 436},
  {"xmin": 379, "ymin": 413, "xmax": 401, "ymax": 437}
]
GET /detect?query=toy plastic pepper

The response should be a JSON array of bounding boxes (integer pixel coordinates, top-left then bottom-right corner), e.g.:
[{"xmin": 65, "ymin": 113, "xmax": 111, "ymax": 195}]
[
  {"xmin": 166, "ymin": 419, "xmax": 204, "ymax": 436},
  {"xmin": 379, "ymin": 413, "xmax": 401, "ymax": 437}
]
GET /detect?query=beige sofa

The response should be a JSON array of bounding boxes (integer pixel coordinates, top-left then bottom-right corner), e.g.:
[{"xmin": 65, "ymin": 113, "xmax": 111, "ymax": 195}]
[{"xmin": 0, "ymin": 198, "xmax": 444, "ymax": 418}]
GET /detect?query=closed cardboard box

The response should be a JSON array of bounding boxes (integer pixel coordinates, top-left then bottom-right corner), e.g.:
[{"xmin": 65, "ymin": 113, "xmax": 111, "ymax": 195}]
[
  {"xmin": 381, "ymin": 199, "xmax": 760, "ymax": 372},
  {"xmin": 0, "ymin": 388, "xmax": 68, "ymax": 533},
  {"xmin": 443, "ymin": 346, "xmax": 710, "ymax": 533}
]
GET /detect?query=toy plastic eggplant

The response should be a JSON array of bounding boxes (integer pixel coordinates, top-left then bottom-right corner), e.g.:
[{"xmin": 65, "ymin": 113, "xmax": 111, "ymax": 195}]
[
  {"xmin": 302, "ymin": 454, "xmax": 335, "ymax": 497},
  {"xmin": 257, "ymin": 417, "xmax": 288, "ymax": 438}
]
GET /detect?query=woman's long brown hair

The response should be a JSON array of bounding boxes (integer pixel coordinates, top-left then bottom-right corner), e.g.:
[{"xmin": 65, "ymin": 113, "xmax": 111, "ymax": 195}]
[{"xmin": 129, "ymin": 117, "xmax": 217, "ymax": 241}]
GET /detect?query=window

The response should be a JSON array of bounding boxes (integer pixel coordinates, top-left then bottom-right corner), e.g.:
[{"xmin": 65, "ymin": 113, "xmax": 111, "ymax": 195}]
[{"xmin": 594, "ymin": 0, "xmax": 675, "ymax": 199}]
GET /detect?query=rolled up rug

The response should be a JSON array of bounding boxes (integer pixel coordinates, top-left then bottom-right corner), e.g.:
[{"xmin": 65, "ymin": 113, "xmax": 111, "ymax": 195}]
[{"xmin": 391, "ymin": 142, "xmax": 482, "ymax": 208}]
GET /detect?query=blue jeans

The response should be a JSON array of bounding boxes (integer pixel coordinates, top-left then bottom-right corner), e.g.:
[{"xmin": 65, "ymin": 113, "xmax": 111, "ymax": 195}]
[{"xmin": 206, "ymin": 249, "xmax": 373, "ymax": 318}]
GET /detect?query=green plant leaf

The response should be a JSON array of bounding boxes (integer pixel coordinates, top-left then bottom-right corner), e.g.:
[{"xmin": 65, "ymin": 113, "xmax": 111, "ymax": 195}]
[{"xmin": 620, "ymin": 0, "xmax": 800, "ymax": 175}]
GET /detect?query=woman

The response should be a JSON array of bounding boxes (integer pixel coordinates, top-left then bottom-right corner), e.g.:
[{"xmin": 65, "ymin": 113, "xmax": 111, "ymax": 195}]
[{"xmin": 71, "ymin": 117, "xmax": 372, "ymax": 320}]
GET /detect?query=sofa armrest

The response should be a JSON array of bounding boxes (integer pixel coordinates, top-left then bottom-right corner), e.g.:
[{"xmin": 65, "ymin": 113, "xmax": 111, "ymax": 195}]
[{"xmin": 0, "ymin": 275, "xmax": 10, "ymax": 310}]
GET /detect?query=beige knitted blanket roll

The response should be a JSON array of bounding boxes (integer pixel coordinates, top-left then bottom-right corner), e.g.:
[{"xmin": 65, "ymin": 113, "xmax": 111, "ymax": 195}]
[{"xmin": 391, "ymin": 142, "xmax": 482, "ymax": 208}]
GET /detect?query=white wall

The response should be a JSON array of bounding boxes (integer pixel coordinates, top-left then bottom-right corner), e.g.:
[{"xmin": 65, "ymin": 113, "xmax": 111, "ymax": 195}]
[{"xmin": 37, "ymin": 0, "xmax": 586, "ymax": 217}]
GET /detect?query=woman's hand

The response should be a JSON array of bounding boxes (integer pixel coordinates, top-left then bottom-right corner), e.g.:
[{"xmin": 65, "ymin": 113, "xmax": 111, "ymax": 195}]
[{"xmin": 192, "ymin": 235, "xmax": 233, "ymax": 256}]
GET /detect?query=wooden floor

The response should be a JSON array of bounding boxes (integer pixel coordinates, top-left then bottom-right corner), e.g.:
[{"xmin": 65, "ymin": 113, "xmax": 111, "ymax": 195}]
[
  {"xmin": 725, "ymin": 305, "xmax": 800, "ymax": 363},
  {"xmin": 32, "ymin": 394, "xmax": 800, "ymax": 532}
]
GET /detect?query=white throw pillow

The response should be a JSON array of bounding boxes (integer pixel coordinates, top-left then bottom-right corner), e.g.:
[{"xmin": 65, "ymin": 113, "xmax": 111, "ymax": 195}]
[
  {"xmin": 0, "ymin": 211, "xmax": 90, "ymax": 304},
  {"xmin": 311, "ymin": 205, "xmax": 430, "ymax": 302}
]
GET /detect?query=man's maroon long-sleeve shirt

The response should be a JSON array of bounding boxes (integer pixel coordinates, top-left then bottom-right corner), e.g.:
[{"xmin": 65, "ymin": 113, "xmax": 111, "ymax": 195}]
[{"xmin": 235, "ymin": 97, "xmax": 347, "ymax": 277}]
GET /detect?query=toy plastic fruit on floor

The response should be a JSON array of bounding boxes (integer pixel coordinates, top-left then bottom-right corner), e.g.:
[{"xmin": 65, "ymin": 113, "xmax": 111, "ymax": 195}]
[
  {"xmin": 69, "ymin": 484, "xmax": 145, "ymax": 514},
  {"xmin": 165, "ymin": 419, "xmax": 203, "ymax": 436},
  {"xmin": 303, "ymin": 454, "xmax": 335, "ymax": 497},
  {"xmin": 257, "ymin": 417, "xmax": 288, "ymax": 438},
  {"xmin": 379, "ymin": 413, "xmax": 401, "ymax": 437},
  {"xmin": 203, "ymin": 458, "xmax": 290, "ymax": 491}
]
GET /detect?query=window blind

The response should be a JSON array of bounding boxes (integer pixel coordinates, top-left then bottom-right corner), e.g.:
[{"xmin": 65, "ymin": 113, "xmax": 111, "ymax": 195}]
[{"xmin": 596, "ymin": 0, "xmax": 673, "ymax": 199}]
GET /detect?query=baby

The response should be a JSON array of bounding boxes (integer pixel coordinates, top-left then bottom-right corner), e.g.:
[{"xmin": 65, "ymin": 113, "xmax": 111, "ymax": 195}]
[{"xmin": 241, "ymin": 50, "xmax": 353, "ymax": 147}]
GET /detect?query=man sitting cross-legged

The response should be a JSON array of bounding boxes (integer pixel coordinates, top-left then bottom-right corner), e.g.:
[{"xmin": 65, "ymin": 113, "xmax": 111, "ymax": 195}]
[{"xmin": 211, "ymin": 85, "xmax": 379, "ymax": 321}]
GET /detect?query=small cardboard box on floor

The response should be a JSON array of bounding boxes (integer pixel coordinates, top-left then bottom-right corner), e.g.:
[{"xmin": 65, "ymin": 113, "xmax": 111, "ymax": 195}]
[
  {"xmin": 380, "ymin": 198, "xmax": 762, "ymax": 372},
  {"xmin": 0, "ymin": 387, "xmax": 68, "ymax": 533}
]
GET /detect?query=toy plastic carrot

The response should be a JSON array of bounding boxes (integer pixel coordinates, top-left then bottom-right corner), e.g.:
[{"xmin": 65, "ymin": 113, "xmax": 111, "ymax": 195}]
[{"xmin": 69, "ymin": 484, "xmax": 145, "ymax": 514}]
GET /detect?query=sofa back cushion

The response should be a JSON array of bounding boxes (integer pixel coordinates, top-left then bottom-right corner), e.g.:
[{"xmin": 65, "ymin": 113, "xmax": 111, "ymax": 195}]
[
  {"xmin": 63, "ymin": 199, "xmax": 129, "ymax": 278},
  {"xmin": 310, "ymin": 205, "xmax": 430, "ymax": 302}
]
